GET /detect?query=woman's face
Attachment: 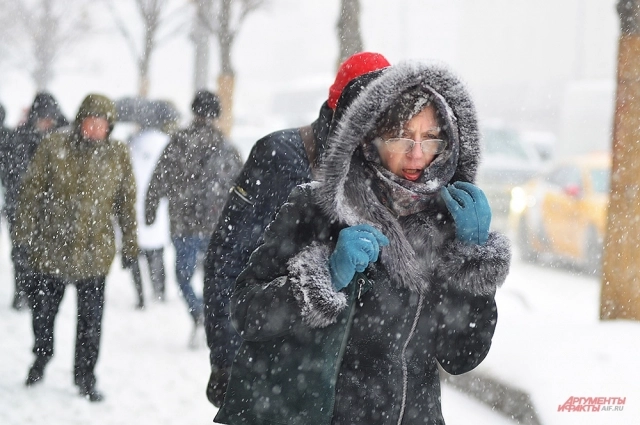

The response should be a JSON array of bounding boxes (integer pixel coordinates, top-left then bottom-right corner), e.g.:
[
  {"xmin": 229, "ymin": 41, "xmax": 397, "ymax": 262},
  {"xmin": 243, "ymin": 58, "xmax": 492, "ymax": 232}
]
[{"xmin": 376, "ymin": 105, "xmax": 441, "ymax": 181}]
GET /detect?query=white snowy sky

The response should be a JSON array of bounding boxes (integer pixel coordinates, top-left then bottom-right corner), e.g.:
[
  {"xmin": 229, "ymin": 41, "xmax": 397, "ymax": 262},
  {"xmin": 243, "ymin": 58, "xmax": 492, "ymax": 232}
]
[{"xmin": 0, "ymin": 0, "xmax": 620, "ymax": 158}]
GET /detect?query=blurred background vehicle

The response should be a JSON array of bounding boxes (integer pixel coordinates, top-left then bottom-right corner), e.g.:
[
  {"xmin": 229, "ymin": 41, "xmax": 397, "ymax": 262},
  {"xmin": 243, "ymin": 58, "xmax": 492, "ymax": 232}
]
[
  {"xmin": 476, "ymin": 124, "xmax": 543, "ymax": 233},
  {"xmin": 520, "ymin": 130, "xmax": 557, "ymax": 163},
  {"xmin": 509, "ymin": 151, "xmax": 610, "ymax": 276}
]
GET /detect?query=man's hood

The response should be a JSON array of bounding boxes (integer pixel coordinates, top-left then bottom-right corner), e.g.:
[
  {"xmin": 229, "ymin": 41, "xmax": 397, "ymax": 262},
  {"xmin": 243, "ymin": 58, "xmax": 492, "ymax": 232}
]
[
  {"xmin": 26, "ymin": 92, "xmax": 69, "ymax": 129},
  {"xmin": 74, "ymin": 94, "xmax": 118, "ymax": 135}
]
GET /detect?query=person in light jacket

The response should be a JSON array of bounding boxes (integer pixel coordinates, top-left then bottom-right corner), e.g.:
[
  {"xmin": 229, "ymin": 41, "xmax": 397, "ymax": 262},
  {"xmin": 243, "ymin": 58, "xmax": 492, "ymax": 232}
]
[
  {"xmin": 215, "ymin": 62, "xmax": 511, "ymax": 425},
  {"xmin": 128, "ymin": 101, "xmax": 179, "ymax": 307}
]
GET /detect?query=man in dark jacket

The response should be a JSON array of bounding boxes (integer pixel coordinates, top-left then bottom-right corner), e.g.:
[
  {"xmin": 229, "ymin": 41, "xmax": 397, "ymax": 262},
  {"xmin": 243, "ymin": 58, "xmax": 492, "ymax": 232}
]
[
  {"xmin": 0, "ymin": 93, "xmax": 68, "ymax": 310},
  {"xmin": 146, "ymin": 90, "xmax": 242, "ymax": 345},
  {"xmin": 202, "ymin": 52, "xmax": 391, "ymax": 407},
  {"xmin": 15, "ymin": 94, "xmax": 138, "ymax": 402}
]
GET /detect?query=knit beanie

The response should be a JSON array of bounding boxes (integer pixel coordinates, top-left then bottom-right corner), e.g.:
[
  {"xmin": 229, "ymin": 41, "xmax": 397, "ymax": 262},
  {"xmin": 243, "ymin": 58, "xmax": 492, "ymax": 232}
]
[
  {"xmin": 192, "ymin": 90, "xmax": 221, "ymax": 118},
  {"xmin": 327, "ymin": 52, "xmax": 391, "ymax": 110}
]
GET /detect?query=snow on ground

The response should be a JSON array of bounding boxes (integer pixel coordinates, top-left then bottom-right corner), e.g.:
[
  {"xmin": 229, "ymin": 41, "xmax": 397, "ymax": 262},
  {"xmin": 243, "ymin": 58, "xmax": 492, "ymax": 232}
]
[
  {"xmin": 479, "ymin": 254, "xmax": 640, "ymax": 425},
  {"xmin": 0, "ymin": 224, "xmax": 217, "ymax": 425},
  {"xmin": 1, "ymin": 218, "xmax": 638, "ymax": 425},
  {"xmin": 0, "ymin": 221, "xmax": 514, "ymax": 425}
]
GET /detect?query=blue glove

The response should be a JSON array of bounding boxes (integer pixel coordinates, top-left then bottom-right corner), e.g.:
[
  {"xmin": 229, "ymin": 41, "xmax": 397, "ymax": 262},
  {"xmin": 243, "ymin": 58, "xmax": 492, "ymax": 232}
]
[
  {"xmin": 440, "ymin": 182, "xmax": 491, "ymax": 245},
  {"xmin": 329, "ymin": 224, "xmax": 390, "ymax": 291}
]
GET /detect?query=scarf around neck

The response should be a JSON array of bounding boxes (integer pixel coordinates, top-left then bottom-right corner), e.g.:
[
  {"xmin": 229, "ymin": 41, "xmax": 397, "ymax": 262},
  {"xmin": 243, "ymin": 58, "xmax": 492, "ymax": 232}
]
[{"xmin": 366, "ymin": 162, "xmax": 435, "ymax": 217}]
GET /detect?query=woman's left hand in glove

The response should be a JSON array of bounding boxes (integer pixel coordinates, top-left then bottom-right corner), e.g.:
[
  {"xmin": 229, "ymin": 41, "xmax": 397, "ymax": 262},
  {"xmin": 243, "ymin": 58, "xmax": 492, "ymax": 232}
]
[{"xmin": 440, "ymin": 181, "xmax": 492, "ymax": 245}]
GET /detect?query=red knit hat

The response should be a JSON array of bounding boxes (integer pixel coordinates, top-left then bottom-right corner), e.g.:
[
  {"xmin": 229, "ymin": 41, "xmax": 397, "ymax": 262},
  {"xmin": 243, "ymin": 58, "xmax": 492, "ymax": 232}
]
[{"xmin": 327, "ymin": 52, "xmax": 391, "ymax": 110}]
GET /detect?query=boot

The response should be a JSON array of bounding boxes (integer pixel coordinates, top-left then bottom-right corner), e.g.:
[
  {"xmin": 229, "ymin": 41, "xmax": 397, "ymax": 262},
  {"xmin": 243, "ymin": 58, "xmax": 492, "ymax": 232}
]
[
  {"xmin": 135, "ymin": 297, "xmax": 145, "ymax": 310},
  {"xmin": 76, "ymin": 375, "xmax": 104, "ymax": 402},
  {"xmin": 188, "ymin": 311, "xmax": 205, "ymax": 349},
  {"xmin": 79, "ymin": 384, "xmax": 104, "ymax": 402},
  {"xmin": 25, "ymin": 356, "xmax": 50, "ymax": 386},
  {"xmin": 11, "ymin": 292, "xmax": 27, "ymax": 311}
]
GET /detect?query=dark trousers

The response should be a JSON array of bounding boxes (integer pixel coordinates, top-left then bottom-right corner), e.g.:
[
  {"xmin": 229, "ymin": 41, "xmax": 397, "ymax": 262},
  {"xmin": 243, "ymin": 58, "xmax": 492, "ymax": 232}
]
[
  {"xmin": 10, "ymin": 244, "xmax": 32, "ymax": 305},
  {"xmin": 7, "ymin": 215, "xmax": 33, "ymax": 308},
  {"xmin": 141, "ymin": 248, "xmax": 166, "ymax": 298},
  {"xmin": 31, "ymin": 273, "xmax": 105, "ymax": 388},
  {"xmin": 131, "ymin": 248, "xmax": 167, "ymax": 303}
]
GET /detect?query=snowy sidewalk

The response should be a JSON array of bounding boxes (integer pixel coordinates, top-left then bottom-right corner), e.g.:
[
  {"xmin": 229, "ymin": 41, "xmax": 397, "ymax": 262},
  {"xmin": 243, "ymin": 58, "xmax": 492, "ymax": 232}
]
[
  {"xmin": 0, "ymin": 226, "xmax": 514, "ymax": 425},
  {"xmin": 5, "ymin": 222, "xmax": 636, "ymax": 425},
  {"xmin": 474, "ymin": 256, "xmax": 640, "ymax": 425},
  {"xmin": 0, "ymin": 230, "xmax": 218, "ymax": 425}
]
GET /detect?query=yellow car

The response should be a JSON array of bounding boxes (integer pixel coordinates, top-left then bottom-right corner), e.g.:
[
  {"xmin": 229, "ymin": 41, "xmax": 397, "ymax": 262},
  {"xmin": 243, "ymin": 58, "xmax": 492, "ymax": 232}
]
[{"xmin": 509, "ymin": 152, "xmax": 610, "ymax": 274}]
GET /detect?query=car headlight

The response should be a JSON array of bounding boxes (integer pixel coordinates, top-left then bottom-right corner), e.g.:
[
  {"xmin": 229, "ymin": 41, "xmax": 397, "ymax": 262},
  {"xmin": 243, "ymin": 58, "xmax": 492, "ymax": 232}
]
[{"xmin": 510, "ymin": 186, "xmax": 528, "ymax": 215}]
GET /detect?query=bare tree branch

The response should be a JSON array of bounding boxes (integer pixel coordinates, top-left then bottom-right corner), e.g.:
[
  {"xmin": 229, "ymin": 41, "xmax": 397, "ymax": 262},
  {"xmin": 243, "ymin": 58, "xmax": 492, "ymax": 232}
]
[
  {"xmin": 155, "ymin": 3, "xmax": 192, "ymax": 45},
  {"xmin": 0, "ymin": 0, "xmax": 94, "ymax": 89},
  {"xmin": 102, "ymin": 0, "xmax": 141, "ymax": 62},
  {"xmin": 103, "ymin": 0, "xmax": 189, "ymax": 96}
]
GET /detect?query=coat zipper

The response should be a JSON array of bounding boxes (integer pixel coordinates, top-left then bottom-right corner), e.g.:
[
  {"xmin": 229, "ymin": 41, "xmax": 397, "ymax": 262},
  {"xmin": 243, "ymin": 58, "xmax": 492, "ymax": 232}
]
[
  {"xmin": 396, "ymin": 293, "xmax": 425, "ymax": 425},
  {"xmin": 357, "ymin": 277, "xmax": 365, "ymax": 306}
]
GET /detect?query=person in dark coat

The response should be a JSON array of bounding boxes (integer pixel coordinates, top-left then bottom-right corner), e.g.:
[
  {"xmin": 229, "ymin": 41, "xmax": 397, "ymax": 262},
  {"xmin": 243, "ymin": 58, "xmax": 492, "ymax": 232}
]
[
  {"xmin": 14, "ymin": 94, "xmax": 138, "ymax": 402},
  {"xmin": 214, "ymin": 62, "xmax": 511, "ymax": 425},
  {"xmin": 145, "ymin": 90, "xmax": 242, "ymax": 344},
  {"xmin": 0, "ymin": 102, "xmax": 11, "ymax": 240},
  {"xmin": 0, "ymin": 102, "xmax": 10, "ymax": 139},
  {"xmin": 0, "ymin": 102, "xmax": 13, "ymax": 203},
  {"xmin": 203, "ymin": 52, "xmax": 391, "ymax": 407},
  {"xmin": 0, "ymin": 93, "xmax": 68, "ymax": 310}
]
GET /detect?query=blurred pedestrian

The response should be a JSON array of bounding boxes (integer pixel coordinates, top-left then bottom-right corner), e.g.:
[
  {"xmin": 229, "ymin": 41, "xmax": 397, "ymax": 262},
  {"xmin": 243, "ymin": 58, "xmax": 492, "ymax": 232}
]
[
  {"xmin": 0, "ymin": 102, "xmax": 11, "ymax": 236},
  {"xmin": 14, "ymin": 94, "xmax": 138, "ymax": 402},
  {"xmin": 215, "ymin": 62, "xmax": 511, "ymax": 424},
  {"xmin": 0, "ymin": 101, "xmax": 10, "ymax": 137},
  {"xmin": 145, "ymin": 90, "xmax": 242, "ymax": 347},
  {"xmin": 0, "ymin": 93, "xmax": 68, "ymax": 311},
  {"xmin": 128, "ymin": 100, "xmax": 179, "ymax": 307},
  {"xmin": 203, "ymin": 51, "xmax": 391, "ymax": 407}
]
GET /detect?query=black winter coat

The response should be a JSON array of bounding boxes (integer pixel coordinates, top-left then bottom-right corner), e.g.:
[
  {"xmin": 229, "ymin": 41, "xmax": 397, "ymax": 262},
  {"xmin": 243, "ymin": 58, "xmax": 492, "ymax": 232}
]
[
  {"xmin": 0, "ymin": 118, "xmax": 67, "ymax": 224},
  {"xmin": 203, "ymin": 103, "xmax": 333, "ymax": 370},
  {"xmin": 215, "ymin": 63, "xmax": 511, "ymax": 425}
]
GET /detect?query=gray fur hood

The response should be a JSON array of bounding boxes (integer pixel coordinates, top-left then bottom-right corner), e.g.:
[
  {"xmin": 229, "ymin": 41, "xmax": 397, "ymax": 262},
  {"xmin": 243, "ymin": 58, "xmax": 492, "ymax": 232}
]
[
  {"xmin": 317, "ymin": 61, "xmax": 480, "ymax": 217},
  {"xmin": 307, "ymin": 61, "xmax": 510, "ymax": 298}
]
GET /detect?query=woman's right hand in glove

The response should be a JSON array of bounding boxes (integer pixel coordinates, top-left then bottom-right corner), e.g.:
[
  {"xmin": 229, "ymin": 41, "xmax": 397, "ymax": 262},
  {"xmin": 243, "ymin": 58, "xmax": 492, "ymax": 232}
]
[{"xmin": 329, "ymin": 224, "xmax": 389, "ymax": 291}]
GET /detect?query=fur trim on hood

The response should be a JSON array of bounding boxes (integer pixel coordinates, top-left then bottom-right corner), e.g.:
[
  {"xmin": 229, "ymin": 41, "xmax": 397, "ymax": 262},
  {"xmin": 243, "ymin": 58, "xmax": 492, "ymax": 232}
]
[
  {"xmin": 317, "ymin": 61, "xmax": 480, "ymax": 219},
  {"xmin": 313, "ymin": 61, "xmax": 509, "ymax": 296}
]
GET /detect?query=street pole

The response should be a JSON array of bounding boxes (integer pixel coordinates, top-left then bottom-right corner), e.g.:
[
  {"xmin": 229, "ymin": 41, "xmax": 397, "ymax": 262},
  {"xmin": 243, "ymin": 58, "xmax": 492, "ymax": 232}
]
[{"xmin": 600, "ymin": 0, "xmax": 640, "ymax": 320}]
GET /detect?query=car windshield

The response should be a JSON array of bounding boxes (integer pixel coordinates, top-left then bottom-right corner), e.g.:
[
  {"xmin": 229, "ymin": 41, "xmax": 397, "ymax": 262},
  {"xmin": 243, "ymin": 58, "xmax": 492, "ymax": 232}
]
[
  {"xmin": 483, "ymin": 128, "xmax": 530, "ymax": 161},
  {"xmin": 591, "ymin": 168, "xmax": 610, "ymax": 194}
]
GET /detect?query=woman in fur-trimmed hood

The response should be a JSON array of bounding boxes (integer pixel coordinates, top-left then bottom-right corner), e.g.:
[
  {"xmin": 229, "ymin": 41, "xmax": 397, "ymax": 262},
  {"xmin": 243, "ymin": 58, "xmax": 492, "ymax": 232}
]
[{"xmin": 215, "ymin": 62, "xmax": 511, "ymax": 425}]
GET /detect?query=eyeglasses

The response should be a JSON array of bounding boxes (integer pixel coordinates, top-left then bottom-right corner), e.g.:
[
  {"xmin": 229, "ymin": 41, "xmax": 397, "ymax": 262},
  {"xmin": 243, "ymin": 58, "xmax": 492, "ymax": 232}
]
[{"xmin": 379, "ymin": 137, "xmax": 447, "ymax": 155}]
